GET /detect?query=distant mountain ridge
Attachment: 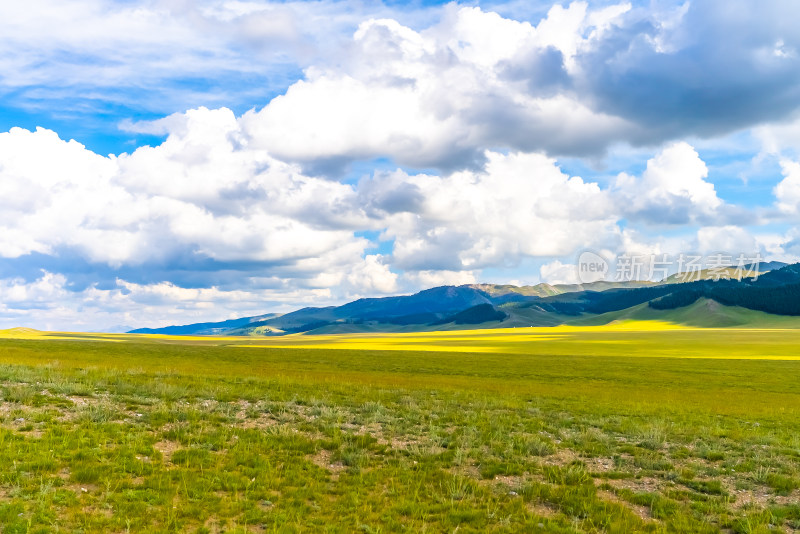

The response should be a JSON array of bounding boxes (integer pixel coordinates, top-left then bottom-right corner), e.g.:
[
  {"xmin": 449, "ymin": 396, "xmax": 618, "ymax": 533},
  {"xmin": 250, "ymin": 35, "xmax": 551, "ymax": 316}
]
[
  {"xmin": 129, "ymin": 314, "xmax": 279, "ymax": 335},
  {"xmin": 129, "ymin": 262, "xmax": 797, "ymax": 336}
]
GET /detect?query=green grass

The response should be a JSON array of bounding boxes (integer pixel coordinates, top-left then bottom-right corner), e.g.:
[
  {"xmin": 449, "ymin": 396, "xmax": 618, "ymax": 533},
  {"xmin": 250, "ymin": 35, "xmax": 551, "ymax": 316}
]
[
  {"xmin": 571, "ymin": 298, "xmax": 800, "ymax": 328},
  {"xmin": 0, "ymin": 326, "xmax": 799, "ymax": 532}
]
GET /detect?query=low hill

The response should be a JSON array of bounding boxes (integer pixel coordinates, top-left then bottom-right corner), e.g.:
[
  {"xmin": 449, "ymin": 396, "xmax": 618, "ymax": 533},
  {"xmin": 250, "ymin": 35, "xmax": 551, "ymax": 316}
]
[
  {"xmin": 129, "ymin": 314, "xmax": 279, "ymax": 335},
  {"xmin": 571, "ymin": 298, "xmax": 800, "ymax": 328},
  {"xmin": 432, "ymin": 304, "xmax": 507, "ymax": 325},
  {"xmin": 0, "ymin": 327, "xmax": 43, "ymax": 337}
]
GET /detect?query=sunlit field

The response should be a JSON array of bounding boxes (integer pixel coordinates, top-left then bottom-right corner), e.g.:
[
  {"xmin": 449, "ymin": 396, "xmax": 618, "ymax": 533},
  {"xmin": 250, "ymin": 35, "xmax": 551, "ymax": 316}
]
[{"xmin": 1, "ymin": 325, "xmax": 799, "ymax": 533}]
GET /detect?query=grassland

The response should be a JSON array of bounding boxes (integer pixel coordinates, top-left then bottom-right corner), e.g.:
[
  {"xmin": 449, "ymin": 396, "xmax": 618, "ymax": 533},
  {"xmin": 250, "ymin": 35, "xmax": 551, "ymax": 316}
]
[
  {"xmin": 0, "ymin": 324, "xmax": 799, "ymax": 533},
  {"xmin": 570, "ymin": 299, "xmax": 800, "ymax": 329}
]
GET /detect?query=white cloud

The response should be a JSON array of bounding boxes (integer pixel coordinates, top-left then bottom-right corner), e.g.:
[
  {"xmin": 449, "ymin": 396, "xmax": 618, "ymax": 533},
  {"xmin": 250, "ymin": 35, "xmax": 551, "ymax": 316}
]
[
  {"xmin": 616, "ymin": 229, "xmax": 670, "ymax": 258},
  {"xmin": 0, "ymin": 271, "xmax": 347, "ymax": 332},
  {"xmin": 0, "ymin": 110, "xmax": 410, "ymax": 325},
  {"xmin": 362, "ymin": 151, "xmax": 619, "ymax": 273},
  {"xmin": 755, "ymin": 114, "xmax": 800, "ymax": 157},
  {"xmin": 4, "ymin": 0, "xmax": 800, "ymax": 165},
  {"xmin": 0, "ymin": 0, "xmax": 382, "ymax": 112},
  {"xmin": 766, "ymin": 228, "xmax": 800, "ymax": 262},
  {"xmin": 346, "ymin": 255, "xmax": 398, "ymax": 295},
  {"xmin": 539, "ymin": 260, "xmax": 581, "ymax": 285},
  {"xmin": 403, "ymin": 270, "xmax": 477, "ymax": 288},
  {"xmin": 0, "ymin": 127, "xmax": 117, "ymax": 258},
  {"xmin": 240, "ymin": 5, "xmax": 636, "ymax": 170},
  {"xmin": 0, "ymin": 272, "xmax": 68, "ymax": 306},
  {"xmin": 0, "ymin": 110, "xmax": 371, "ymax": 267},
  {"xmin": 642, "ymin": 143, "xmax": 719, "ymax": 210},
  {"xmin": 615, "ymin": 142, "xmax": 722, "ymax": 224},
  {"xmin": 774, "ymin": 159, "xmax": 800, "ymax": 214},
  {"xmin": 0, "ymin": 108, "xmax": 613, "ymax": 329},
  {"xmin": 695, "ymin": 226, "xmax": 759, "ymax": 255},
  {"xmin": 232, "ymin": 0, "xmax": 800, "ymax": 170}
]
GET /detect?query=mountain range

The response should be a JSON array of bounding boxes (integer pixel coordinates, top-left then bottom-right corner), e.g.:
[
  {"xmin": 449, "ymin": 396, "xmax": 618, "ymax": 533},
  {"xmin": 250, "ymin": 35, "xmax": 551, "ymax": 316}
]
[{"xmin": 129, "ymin": 262, "xmax": 800, "ymax": 336}]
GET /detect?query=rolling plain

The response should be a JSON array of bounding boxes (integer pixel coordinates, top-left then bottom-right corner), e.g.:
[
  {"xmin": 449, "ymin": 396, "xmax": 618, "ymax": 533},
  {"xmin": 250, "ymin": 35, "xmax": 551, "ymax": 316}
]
[{"xmin": 1, "ymin": 323, "xmax": 799, "ymax": 533}]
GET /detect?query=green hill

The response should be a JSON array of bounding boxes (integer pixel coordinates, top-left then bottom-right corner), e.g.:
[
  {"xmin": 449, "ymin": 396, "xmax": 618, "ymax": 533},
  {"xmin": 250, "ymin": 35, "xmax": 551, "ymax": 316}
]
[{"xmin": 571, "ymin": 298, "xmax": 800, "ymax": 328}]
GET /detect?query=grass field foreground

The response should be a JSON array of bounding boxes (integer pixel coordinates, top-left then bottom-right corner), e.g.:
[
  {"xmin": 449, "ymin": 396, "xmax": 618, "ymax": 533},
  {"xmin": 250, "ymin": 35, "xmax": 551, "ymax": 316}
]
[{"xmin": 0, "ymin": 325, "xmax": 799, "ymax": 533}]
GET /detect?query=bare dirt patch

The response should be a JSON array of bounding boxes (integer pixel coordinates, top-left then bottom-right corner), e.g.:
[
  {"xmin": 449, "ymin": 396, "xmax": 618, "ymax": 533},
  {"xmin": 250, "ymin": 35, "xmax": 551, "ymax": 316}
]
[
  {"xmin": 237, "ymin": 414, "xmax": 278, "ymax": 430},
  {"xmin": 153, "ymin": 440, "xmax": 181, "ymax": 462},
  {"xmin": 728, "ymin": 486, "xmax": 800, "ymax": 510},
  {"xmin": 309, "ymin": 449, "xmax": 346, "ymax": 480},
  {"xmin": 543, "ymin": 448, "xmax": 580, "ymax": 466},
  {"xmin": 585, "ymin": 456, "xmax": 619, "ymax": 473},
  {"xmin": 603, "ymin": 476, "xmax": 663, "ymax": 493},
  {"xmin": 376, "ymin": 433, "xmax": 418, "ymax": 451},
  {"xmin": 526, "ymin": 501, "xmax": 560, "ymax": 519}
]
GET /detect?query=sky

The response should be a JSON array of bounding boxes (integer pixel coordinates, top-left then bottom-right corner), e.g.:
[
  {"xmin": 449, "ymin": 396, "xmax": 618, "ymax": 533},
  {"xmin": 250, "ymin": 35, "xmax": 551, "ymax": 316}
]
[{"xmin": 2, "ymin": 0, "xmax": 800, "ymax": 331}]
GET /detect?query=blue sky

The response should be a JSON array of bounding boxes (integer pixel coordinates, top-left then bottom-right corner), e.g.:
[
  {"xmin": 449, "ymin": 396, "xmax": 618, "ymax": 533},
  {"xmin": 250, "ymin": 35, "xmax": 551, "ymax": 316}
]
[{"xmin": 1, "ymin": 0, "xmax": 800, "ymax": 331}]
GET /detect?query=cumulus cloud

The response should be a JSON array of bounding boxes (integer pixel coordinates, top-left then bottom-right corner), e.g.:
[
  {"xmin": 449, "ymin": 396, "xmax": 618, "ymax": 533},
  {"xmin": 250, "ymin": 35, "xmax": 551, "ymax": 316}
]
[
  {"xmin": 402, "ymin": 270, "xmax": 477, "ymax": 289},
  {"xmin": 774, "ymin": 159, "xmax": 800, "ymax": 214},
  {"xmin": 539, "ymin": 260, "xmax": 582, "ymax": 285},
  {"xmin": 771, "ymin": 228, "xmax": 800, "ymax": 260},
  {"xmin": 229, "ymin": 1, "xmax": 800, "ymax": 172},
  {"xmin": 0, "ymin": 270, "xmax": 344, "ymax": 332},
  {"xmin": 0, "ymin": 0, "xmax": 400, "ymax": 115},
  {"xmin": 240, "ymin": 5, "xmax": 637, "ymax": 171},
  {"xmin": 615, "ymin": 142, "xmax": 722, "ymax": 224},
  {"xmin": 0, "ymin": 113, "xmax": 370, "ymax": 268},
  {"xmin": 361, "ymin": 151, "xmax": 619, "ymax": 272},
  {"xmin": 754, "ymin": 113, "xmax": 800, "ymax": 158},
  {"xmin": 695, "ymin": 226, "xmax": 759, "ymax": 256},
  {"xmin": 580, "ymin": 0, "xmax": 800, "ymax": 143},
  {"xmin": 0, "ymin": 272, "xmax": 68, "ymax": 309},
  {"xmin": 0, "ymin": 109, "xmax": 629, "ymax": 329},
  {"xmin": 344, "ymin": 255, "xmax": 399, "ymax": 296},
  {"xmin": 0, "ymin": 109, "xmax": 409, "ymax": 324},
  {"xmin": 4, "ymin": 1, "xmax": 800, "ymax": 166}
]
